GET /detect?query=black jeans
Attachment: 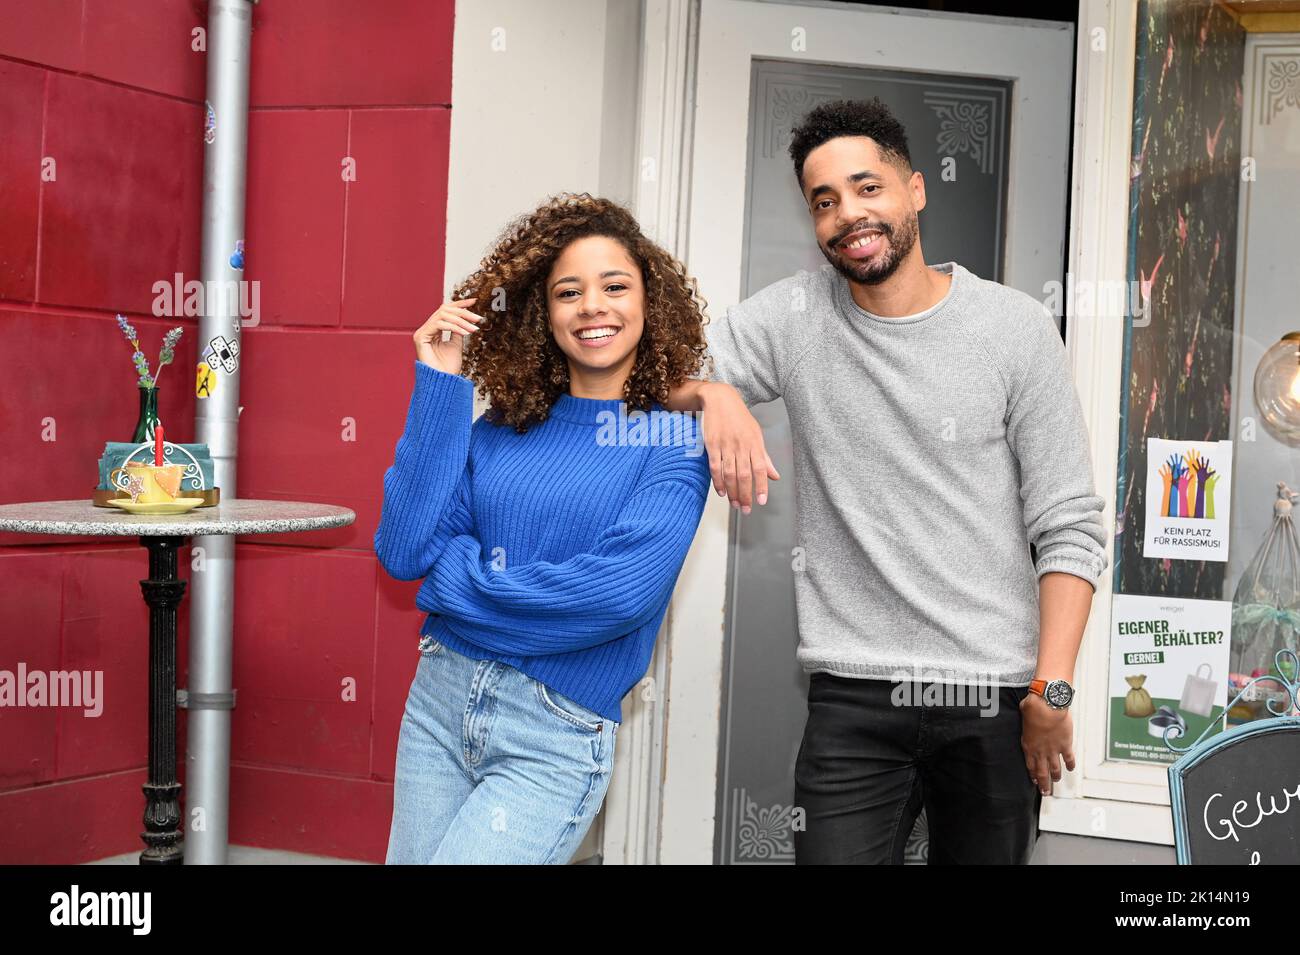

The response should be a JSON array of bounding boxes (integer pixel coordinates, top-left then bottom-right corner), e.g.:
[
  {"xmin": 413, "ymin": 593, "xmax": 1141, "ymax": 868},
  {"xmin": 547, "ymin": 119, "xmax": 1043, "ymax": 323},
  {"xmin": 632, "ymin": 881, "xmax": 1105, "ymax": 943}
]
[{"xmin": 793, "ymin": 673, "xmax": 1041, "ymax": 864}]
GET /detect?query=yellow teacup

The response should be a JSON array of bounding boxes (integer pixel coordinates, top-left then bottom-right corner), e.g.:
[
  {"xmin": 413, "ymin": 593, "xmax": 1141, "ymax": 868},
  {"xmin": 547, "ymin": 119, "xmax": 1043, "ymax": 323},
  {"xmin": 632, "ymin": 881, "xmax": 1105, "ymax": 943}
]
[{"xmin": 110, "ymin": 462, "xmax": 185, "ymax": 504}]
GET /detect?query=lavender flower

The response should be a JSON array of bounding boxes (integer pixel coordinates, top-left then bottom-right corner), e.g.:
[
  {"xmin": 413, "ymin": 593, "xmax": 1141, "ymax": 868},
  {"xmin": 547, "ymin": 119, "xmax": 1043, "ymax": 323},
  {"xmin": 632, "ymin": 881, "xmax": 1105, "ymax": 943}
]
[
  {"xmin": 160, "ymin": 327, "xmax": 184, "ymax": 363},
  {"xmin": 117, "ymin": 313, "xmax": 185, "ymax": 388},
  {"xmin": 133, "ymin": 349, "xmax": 153, "ymax": 387},
  {"xmin": 153, "ymin": 326, "xmax": 184, "ymax": 386},
  {"xmin": 115, "ymin": 313, "xmax": 139, "ymax": 343}
]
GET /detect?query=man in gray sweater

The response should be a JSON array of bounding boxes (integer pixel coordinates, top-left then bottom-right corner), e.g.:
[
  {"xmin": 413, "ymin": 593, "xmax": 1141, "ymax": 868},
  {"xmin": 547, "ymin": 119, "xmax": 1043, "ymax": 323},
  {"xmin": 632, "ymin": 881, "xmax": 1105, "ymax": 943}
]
[{"xmin": 666, "ymin": 98, "xmax": 1108, "ymax": 864}]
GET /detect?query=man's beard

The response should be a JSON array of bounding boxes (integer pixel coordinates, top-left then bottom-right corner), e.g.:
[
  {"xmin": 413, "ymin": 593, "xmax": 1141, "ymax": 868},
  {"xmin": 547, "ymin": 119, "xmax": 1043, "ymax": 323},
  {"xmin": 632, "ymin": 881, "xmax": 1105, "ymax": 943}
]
[{"xmin": 820, "ymin": 210, "xmax": 919, "ymax": 286}]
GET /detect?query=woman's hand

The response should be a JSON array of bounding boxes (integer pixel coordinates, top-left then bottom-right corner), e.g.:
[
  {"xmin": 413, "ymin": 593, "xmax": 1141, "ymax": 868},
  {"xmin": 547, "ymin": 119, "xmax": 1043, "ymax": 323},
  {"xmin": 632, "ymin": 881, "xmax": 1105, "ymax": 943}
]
[
  {"xmin": 413, "ymin": 297, "xmax": 481, "ymax": 376},
  {"xmin": 698, "ymin": 381, "xmax": 780, "ymax": 513}
]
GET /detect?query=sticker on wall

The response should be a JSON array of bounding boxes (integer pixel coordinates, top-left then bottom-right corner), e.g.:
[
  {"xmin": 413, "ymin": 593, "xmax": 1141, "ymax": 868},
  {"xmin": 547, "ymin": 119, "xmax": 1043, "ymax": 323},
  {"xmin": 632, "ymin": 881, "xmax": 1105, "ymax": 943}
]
[
  {"xmin": 204, "ymin": 100, "xmax": 216, "ymax": 144},
  {"xmin": 229, "ymin": 239, "xmax": 245, "ymax": 271},
  {"xmin": 196, "ymin": 361, "xmax": 216, "ymax": 399},
  {"xmin": 1143, "ymin": 437, "xmax": 1233, "ymax": 562},
  {"xmin": 1106, "ymin": 593, "xmax": 1231, "ymax": 765},
  {"xmin": 204, "ymin": 335, "xmax": 239, "ymax": 375}
]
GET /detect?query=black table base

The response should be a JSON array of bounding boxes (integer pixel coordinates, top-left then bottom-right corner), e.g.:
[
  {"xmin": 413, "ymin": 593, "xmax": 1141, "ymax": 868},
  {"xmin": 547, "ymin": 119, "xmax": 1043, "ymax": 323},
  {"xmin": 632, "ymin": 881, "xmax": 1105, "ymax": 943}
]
[{"xmin": 137, "ymin": 535, "xmax": 185, "ymax": 865}]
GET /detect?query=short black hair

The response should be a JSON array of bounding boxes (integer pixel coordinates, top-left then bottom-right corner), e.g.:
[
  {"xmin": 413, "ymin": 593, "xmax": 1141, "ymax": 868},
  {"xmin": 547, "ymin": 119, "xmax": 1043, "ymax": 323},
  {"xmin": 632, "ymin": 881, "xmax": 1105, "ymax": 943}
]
[{"xmin": 788, "ymin": 98, "xmax": 913, "ymax": 190}]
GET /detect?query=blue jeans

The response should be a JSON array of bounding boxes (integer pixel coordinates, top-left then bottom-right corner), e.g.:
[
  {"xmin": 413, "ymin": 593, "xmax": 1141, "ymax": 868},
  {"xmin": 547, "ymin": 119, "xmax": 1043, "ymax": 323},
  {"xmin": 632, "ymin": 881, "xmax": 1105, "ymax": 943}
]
[{"xmin": 385, "ymin": 632, "xmax": 619, "ymax": 864}]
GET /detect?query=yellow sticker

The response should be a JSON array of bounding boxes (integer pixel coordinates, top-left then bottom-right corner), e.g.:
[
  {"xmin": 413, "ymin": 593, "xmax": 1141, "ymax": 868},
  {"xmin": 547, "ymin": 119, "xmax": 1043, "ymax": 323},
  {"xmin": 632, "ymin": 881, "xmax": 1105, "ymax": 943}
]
[{"xmin": 196, "ymin": 362, "xmax": 216, "ymax": 399}]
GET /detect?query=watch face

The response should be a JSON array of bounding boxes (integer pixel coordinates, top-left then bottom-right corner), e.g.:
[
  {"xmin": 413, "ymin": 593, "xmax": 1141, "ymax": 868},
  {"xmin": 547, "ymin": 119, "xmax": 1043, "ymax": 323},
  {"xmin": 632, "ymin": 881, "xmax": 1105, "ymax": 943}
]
[{"xmin": 1045, "ymin": 681, "xmax": 1073, "ymax": 708}]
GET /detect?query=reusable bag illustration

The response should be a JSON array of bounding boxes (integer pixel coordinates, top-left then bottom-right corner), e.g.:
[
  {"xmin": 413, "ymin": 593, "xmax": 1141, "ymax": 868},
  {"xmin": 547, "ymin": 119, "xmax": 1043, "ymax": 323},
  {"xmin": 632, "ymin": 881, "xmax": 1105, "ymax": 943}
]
[{"xmin": 1179, "ymin": 663, "xmax": 1217, "ymax": 718}]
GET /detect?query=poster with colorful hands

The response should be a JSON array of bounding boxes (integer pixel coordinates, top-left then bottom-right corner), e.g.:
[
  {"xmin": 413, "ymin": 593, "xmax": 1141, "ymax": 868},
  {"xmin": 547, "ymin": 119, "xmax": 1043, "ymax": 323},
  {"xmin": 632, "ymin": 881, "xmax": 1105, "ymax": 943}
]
[{"xmin": 1142, "ymin": 438, "xmax": 1232, "ymax": 562}]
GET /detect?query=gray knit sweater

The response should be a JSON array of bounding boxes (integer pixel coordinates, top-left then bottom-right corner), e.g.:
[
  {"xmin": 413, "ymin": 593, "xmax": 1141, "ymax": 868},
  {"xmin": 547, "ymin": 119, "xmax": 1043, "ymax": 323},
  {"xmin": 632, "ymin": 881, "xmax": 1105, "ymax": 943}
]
[{"xmin": 705, "ymin": 260, "xmax": 1109, "ymax": 685}]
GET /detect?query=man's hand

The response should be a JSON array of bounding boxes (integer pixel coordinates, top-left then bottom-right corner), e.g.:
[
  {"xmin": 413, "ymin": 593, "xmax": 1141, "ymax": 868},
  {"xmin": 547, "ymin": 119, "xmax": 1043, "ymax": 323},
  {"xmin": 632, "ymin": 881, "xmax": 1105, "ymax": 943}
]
[
  {"xmin": 698, "ymin": 381, "xmax": 780, "ymax": 513},
  {"xmin": 1020, "ymin": 692, "xmax": 1075, "ymax": 795}
]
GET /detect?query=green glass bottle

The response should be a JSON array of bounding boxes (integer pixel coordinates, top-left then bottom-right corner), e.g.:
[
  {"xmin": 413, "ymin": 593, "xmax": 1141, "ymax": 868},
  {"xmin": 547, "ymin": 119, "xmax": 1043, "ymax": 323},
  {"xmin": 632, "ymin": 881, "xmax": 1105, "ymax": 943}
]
[{"xmin": 132, "ymin": 383, "xmax": 162, "ymax": 444}]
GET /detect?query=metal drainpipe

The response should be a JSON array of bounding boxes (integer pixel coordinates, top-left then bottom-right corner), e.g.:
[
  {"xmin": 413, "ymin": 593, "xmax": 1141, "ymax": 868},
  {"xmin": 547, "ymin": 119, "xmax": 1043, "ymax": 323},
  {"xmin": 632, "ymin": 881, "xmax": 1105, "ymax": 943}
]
[{"xmin": 184, "ymin": 0, "xmax": 255, "ymax": 865}]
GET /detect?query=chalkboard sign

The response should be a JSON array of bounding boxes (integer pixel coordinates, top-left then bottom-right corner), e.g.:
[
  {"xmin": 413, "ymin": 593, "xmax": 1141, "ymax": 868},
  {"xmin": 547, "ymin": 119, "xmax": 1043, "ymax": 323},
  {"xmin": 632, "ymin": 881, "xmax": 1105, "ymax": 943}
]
[{"xmin": 1168, "ymin": 715, "xmax": 1300, "ymax": 864}]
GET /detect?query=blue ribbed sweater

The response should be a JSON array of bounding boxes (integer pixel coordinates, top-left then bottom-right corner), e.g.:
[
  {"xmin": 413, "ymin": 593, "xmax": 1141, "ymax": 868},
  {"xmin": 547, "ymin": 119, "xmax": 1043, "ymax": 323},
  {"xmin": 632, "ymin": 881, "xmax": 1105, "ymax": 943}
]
[{"xmin": 374, "ymin": 360, "xmax": 711, "ymax": 723}]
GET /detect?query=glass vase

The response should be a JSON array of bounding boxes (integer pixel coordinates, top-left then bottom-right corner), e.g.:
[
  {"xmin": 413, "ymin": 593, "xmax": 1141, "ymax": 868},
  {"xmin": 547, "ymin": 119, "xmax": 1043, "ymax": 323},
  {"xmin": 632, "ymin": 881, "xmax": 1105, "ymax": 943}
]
[{"xmin": 132, "ymin": 383, "xmax": 162, "ymax": 444}]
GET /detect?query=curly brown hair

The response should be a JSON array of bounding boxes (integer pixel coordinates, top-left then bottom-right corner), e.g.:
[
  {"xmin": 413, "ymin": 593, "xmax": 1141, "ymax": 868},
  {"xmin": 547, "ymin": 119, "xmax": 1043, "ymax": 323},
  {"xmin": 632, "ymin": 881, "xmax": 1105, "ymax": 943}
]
[{"xmin": 450, "ymin": 193, "xmax": 712, "ymax": 432}]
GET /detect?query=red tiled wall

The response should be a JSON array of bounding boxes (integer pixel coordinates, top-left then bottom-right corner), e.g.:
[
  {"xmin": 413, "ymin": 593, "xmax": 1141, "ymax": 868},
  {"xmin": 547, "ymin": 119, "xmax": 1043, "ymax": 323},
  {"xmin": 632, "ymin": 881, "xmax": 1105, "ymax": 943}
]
[{"xmin": 0, "ymin": 0, "xmax": 455, "ymax": 863}]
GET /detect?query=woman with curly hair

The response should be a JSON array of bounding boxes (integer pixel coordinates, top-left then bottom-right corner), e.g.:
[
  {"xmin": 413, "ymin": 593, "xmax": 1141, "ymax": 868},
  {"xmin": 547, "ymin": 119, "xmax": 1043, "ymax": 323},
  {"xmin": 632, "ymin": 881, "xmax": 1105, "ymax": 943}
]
[{"xmin": 375, "ymin": 193, "xmax": 726, "ymax": 864}]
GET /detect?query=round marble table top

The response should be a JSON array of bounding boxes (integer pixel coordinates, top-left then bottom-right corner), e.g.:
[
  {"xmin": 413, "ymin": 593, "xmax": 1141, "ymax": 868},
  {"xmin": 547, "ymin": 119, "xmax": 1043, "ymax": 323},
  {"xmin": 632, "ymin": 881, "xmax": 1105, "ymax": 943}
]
[{"xmin": 0, "ymin": 499, "xmax": 356, "ymax": 537}]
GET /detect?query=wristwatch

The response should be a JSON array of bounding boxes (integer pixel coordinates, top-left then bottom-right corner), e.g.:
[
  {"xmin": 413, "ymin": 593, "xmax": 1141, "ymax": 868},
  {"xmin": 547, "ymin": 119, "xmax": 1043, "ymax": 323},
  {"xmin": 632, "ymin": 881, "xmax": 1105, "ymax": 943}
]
[{"xmin": 1028, "ymin": 678, "xmax": 1074, "ymax": 710}]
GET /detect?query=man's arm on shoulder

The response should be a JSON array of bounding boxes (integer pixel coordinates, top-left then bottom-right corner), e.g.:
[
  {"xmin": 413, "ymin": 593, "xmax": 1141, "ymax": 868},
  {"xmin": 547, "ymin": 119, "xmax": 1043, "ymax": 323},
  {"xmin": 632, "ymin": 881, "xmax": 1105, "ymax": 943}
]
[
  {"xmin": 700, "ymin": 280, "xmax": 797, "ymax": 407},
  {"xmin": 663, "ymin": 377, "xmax": 716, "ymax": 413},
  {"xmin": 664, "ymin": 282, "xmax": 800, "ymax": 508},
  {"xmin": 669, "ymin": 273, "xmax": 815, "ymax": 507},
  {"xmin": 665, "ymin": 377, "xmax": 780, "ymax": 512}
]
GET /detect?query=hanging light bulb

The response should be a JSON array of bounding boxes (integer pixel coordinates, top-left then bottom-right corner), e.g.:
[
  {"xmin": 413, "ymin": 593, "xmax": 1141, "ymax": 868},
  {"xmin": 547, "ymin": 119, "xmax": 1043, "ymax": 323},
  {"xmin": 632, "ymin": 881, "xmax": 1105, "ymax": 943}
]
[{"xmin": 1255, "ymin": 332, "xmax": 1300, "ymax": 441}]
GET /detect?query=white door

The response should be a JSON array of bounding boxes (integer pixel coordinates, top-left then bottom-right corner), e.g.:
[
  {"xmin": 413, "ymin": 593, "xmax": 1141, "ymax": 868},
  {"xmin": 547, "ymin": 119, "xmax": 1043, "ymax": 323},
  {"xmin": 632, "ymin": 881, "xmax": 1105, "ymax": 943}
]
[{"xmin": 656, "ymin": 0, "xmax": 1076, "ymax": 864}]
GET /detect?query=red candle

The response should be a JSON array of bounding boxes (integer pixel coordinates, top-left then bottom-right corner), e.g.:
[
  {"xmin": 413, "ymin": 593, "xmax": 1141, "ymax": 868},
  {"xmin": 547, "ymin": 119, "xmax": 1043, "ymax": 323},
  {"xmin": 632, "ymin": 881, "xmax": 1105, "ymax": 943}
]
[{"xmin": 154, "ymin": 425, "xmax": 164, "ymax": 466}]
